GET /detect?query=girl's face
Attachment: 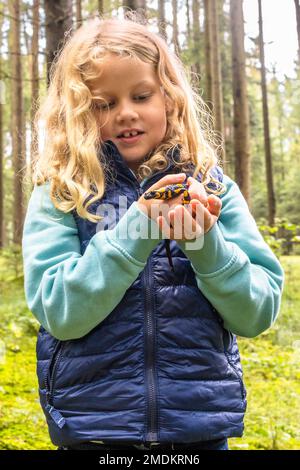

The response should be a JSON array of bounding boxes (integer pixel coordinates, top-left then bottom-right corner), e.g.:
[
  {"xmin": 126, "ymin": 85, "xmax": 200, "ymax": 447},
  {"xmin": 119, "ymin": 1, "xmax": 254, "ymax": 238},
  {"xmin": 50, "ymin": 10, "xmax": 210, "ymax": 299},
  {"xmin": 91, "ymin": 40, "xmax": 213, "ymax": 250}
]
[{"xmin": 90, "ymin": 54, "xmax": 169, "ymax": 172}]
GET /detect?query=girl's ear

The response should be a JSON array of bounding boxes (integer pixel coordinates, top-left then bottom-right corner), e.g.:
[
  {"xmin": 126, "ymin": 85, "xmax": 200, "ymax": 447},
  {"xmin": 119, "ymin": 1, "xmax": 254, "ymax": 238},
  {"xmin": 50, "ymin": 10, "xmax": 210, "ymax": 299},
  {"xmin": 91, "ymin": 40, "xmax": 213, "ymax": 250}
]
[
  {"xmin": 165, "ymin": 94, "xmax": 173, "ymax": 115},
  {"xmin": 166, "ymin": 102, "xmax": 172, "ymax": 115},
  {"xmin": 160, "ymin": 86, "xmax": 173, "ymax": 115}
]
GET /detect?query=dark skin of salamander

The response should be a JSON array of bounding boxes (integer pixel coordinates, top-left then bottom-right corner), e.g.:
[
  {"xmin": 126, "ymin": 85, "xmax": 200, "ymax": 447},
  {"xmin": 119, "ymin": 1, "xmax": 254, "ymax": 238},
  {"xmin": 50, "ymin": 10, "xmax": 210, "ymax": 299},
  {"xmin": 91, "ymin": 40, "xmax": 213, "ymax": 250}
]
[{"xmin": 143, "ymin": 183, "xmax": 191, "ymax": 204}]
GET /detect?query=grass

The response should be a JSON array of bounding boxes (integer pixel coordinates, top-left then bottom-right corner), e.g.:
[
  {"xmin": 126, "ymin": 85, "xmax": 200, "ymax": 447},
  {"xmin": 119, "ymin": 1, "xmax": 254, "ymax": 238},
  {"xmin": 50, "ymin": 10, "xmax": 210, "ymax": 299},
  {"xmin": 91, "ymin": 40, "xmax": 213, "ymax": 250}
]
[
  {"xmin": 0, "ymin": 255, "xmax": 299, "ymax": 449},
  {"xmin": 229, "ymin": 256, "xmax": 300, "ymax": 450}
]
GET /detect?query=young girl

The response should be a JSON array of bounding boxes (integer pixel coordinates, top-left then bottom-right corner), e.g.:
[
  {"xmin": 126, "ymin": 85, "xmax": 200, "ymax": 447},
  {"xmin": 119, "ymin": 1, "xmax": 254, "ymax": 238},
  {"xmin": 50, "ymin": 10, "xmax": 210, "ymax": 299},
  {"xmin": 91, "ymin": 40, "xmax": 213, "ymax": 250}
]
[{"xmin": 22, "ymin": 15, "xmax": 284, "ymax": 452}]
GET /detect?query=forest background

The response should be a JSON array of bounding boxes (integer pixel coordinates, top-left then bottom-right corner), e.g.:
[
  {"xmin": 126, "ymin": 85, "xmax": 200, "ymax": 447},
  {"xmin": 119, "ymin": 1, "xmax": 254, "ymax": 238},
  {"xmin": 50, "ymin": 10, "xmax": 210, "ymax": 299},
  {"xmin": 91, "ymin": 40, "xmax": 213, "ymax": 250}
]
[{"xmin": 0, "ymin": 0, "xmax": 300, "ymax": 450}]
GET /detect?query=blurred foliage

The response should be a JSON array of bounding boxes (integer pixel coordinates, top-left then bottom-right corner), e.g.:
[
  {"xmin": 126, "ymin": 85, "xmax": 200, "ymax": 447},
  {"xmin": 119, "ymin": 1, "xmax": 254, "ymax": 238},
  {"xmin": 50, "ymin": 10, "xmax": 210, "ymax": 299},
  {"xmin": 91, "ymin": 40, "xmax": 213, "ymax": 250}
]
[
  {"xmin": 258, "ymin": 219, "xmax": 300, "ymax": 257},
  {"xmin": 0, "ymin": 256, "xmax": 53, "ymax": 450},
  {"xmin": 229, "ymin": 256, "xmax": 300, "ymax": 450},
  {"xmin": 0, "ymin": 244, "xmax": 23, "ymax": 280}
]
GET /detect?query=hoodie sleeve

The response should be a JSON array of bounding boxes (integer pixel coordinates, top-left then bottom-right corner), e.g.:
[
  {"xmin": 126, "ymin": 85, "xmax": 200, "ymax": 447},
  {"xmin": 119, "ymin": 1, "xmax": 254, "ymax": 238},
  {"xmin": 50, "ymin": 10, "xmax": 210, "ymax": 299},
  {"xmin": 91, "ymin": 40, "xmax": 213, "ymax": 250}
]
[
  {"xmin": 177, "ymin": 174, "xmax": 284, "ymax": 338},
  {"xmin": 22, "ymin": 183, "xmax": 160, "ymax": 341}
]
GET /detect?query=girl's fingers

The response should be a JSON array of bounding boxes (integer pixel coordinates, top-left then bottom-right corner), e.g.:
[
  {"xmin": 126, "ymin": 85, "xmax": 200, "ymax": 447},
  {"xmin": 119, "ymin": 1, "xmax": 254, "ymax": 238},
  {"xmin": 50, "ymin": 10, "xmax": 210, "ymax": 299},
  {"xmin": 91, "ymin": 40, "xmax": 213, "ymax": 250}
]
[
  {"xmin": 187, "ymin": 176, "xmax": 208, "ymax": 206},
  {"xmin": 157, "ymin": 215, "xmax": 175, "ymax": 239},
  {"xmin": 158, "ymin": 200, "xmax": 217, "ymax": 241},
  {"xmin": 172, "ymin": 205, "xmax": 203, "ymax": 240},
  {"xmin": 168, "ymin": 209, "xmax": 175, "ymax": 229},
  {"xmin": 157, "ymin": 209, "xmax": 195, "ymax": 241},
  {"xmin": 179, "ymin": 201, "xmax": 216, "ymax": 235},
  {"xmin": 149, "ymin": 173, "xmax": 186, "ymax": 191},
  {"xmin": 139, "ymin": 173, "xmax": 187, "ymax": 218},
  {"xmin": 189, "ymin": 199, "xmax": 205, "ymax": 222},
  {"xmin": 207, "ymin": 195, "xmax": 222, "ymax": 216}
]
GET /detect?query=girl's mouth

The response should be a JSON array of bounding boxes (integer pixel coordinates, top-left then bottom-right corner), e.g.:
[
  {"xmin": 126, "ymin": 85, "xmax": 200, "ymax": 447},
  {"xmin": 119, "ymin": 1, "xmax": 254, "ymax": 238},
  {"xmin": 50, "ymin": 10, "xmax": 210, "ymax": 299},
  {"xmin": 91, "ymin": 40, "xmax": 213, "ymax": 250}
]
[{"xmin": 117, "ymin": 132, "xmax": 145, "ymax": 144}]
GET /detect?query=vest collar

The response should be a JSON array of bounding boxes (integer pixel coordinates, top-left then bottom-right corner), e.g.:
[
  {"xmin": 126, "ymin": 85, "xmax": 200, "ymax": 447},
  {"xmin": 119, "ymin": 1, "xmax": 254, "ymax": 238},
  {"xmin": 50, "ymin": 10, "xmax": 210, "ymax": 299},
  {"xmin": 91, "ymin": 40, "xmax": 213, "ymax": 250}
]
[{"xmin": 99, "ymin": 140, "xmax": 194, "ymax": 188}]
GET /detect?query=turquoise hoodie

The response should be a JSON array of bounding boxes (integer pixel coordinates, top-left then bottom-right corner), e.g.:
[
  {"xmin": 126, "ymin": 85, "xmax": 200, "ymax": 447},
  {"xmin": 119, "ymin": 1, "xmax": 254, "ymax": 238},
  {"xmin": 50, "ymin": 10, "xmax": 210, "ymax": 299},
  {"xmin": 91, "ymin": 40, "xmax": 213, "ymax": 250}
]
[{"xmin": 22, "ymin": 174, "xmax": 284, "ymax": 341}]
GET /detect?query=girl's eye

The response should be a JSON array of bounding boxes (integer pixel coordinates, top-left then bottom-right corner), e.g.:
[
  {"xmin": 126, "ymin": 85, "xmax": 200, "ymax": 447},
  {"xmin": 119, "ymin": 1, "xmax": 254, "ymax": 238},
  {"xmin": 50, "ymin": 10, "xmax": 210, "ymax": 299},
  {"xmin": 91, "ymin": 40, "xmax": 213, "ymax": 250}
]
[
  {"xmin": 95, "ymin": 94, "xmax": 152, "ymax": 111},
  {"xmin": 97, "ymin": 102, "xmax": 111, "ymax": 110},
  {"xmin": 135, "ymin": 94, "xmax": 151, "ymax": 101}
]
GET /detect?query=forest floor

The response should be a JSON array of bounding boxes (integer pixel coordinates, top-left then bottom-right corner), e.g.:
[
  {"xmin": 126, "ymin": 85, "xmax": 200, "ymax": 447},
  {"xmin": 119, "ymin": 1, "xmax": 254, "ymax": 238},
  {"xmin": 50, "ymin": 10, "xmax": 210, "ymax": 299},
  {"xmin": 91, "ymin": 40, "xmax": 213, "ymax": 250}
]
[{"xmin": 0, "ymin": 255, "xmax": 299, "ymax": 450}]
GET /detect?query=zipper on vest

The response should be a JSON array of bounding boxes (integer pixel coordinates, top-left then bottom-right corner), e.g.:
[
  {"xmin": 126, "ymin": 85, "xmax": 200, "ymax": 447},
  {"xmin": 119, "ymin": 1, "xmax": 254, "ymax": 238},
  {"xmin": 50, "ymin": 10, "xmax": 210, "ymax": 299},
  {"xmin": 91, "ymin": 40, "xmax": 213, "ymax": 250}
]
[
  {"xmin": 225, "ymin": 352, "xmax": 247, "ymax": 400},
  {"xmin": 44, "ymin": 341, "xmax": 66, "ymax": 429},
  {"xmin": 123, "ymin": 169, "xmax": 159, "ymax": 440},
  {"xmin": 120, "ymin": 174, "xmax": 143, "ymax": 200},
  {"xmin": 143, "ymin": 260, "xmax": 158, "ymax": 442}
]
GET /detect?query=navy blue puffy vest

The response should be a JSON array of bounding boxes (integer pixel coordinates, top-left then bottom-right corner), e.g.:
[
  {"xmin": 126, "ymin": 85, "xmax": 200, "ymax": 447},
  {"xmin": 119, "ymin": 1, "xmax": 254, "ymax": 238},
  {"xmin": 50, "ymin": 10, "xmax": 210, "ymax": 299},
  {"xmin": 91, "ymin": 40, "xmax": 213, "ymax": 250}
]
[{"xmin": 36, "ymin": 141, "xmax": 247, "ymax": 447}]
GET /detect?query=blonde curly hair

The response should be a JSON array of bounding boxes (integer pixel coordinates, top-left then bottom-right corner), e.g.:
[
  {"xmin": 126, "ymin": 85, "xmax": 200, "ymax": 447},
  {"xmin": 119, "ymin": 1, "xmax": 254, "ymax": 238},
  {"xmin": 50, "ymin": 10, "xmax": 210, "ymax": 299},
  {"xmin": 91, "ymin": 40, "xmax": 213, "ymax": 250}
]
[{"xmin": 31, "ymin": 13, "xmax": 225, "ymax": 223}]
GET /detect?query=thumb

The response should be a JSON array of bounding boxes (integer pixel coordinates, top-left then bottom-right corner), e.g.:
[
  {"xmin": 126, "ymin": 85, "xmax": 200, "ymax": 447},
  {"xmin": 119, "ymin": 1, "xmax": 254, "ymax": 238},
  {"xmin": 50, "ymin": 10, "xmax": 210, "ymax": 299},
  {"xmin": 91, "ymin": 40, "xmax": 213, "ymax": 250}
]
[{"xmin": 207, "ymin": 195, "xmax": 222, "ymax": 216}]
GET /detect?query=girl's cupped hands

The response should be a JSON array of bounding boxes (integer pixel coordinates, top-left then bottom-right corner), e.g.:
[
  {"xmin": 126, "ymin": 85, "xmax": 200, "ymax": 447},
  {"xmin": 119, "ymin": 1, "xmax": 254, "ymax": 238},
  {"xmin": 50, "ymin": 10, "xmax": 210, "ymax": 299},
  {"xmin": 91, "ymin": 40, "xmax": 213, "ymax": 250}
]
[{"xmin": 157, "ymin": 176, "xmax": 222, "ymax": 241}]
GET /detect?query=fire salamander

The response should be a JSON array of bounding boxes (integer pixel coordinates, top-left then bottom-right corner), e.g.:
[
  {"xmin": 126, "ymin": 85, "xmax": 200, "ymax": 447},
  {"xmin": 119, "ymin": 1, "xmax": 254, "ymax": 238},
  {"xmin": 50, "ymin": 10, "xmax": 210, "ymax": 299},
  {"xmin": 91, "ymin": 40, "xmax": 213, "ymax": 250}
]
[
  {"xmin": 143, "ymin": 183, "xmax": 191, "ymax": 272},
  {"xmin": 143, "ymin": 175, "xmax": 225, "ymax": 271},
  {"xmin": 143, "ymin": 183, "xmax": 191, "ymax": 205}
]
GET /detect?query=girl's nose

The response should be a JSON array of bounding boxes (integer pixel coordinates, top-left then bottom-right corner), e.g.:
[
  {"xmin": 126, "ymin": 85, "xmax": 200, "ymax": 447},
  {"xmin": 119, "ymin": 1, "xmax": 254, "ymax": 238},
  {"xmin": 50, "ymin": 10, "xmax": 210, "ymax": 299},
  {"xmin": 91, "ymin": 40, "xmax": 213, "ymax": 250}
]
[{"xmin": 116, "ymin": 102, "xmax": 139, "ymax": 122}]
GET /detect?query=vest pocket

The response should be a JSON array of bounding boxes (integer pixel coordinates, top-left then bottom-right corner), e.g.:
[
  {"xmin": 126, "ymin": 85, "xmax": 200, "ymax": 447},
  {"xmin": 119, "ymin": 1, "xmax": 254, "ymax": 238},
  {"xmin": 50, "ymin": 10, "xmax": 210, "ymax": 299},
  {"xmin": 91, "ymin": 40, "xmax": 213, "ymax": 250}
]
[
  {"xmin": 44, "ymin": 340, "xmax": 66, "ymax": 429},
  {"xmin": 222, "ymin": 327, "xmax": 234, "ymax": 351},
  {"xmin": 225, "ymin": 352, "xmax": 247, "ymax": 400},
  {"xmin": 223, "ymin": 329, "xmax": 246, "ymax": 400}
]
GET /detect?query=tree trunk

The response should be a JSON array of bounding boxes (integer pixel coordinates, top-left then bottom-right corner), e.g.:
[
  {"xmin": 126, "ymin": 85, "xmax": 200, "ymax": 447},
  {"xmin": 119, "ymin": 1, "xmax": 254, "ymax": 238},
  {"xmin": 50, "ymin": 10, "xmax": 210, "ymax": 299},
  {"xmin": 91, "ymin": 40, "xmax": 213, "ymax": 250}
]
[
  {"xmin": 98, "ymin": 0, "xmax": 104, "ymax": 15},
  {"xmin": 44, "ymin": 0, "xmax": 73, "ymax": 86},
  {"xmin": 192, "ymin": 0, "xmax": 201, "ymax": 78},
  {"xmin": 76, "ymin": 0, "xmax": 82, "ymax": 28},
  {"xmin": 9, "ymin": 0, "xmax": 25, "ymax": 245},
  {"xmin": 172, "ymin": 0, "xmax": 180, "ymax": 56},
  {"xmin": 230, "ymin": 0, "xmax": 251, "ymax": 205},
  {"xmin": 204, "ymin": 0, "xmax": 213, "ymax": 109},
  {"xmin": 271, "ymin": 66, "xmax": 285, "ymax": 186},
  {"xmin": 123, "ymin": 0, "xmax": 147, "ymax": 18},
  {"xmin": 30, "ymin": 0, "xmax": 40, "ymax": 186},
  {"xmin": 186, "ymin": 0, "xmax": 191, "ymax": 40},
  {"xmin": 158, "ymin": 0, "xmax": 167, "ymax": 41},
  {"xmin": 210, "ymin": 0, "xmax": 226, "ymax": 168},
  {"xmin": 258, "ymin": 0, "xmax": 276, "ymax": 226},
  {"xmin": 294, "ymin": 0, "xmax": 300, "ymax": 65}
]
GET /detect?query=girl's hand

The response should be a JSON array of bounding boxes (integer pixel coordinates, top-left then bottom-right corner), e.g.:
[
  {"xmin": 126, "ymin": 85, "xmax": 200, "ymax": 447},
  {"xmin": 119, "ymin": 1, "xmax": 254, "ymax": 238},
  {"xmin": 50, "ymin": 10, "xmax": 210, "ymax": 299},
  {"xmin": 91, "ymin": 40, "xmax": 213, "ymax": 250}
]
[
  {"xmin": 157, "ymin": 177, "xmax": 222, "ymax": 241},
  {"xmin": 187, "ymin": 176, "xmax": 222, "ymax": 217},
  {"xmin": 137, "ymin": 173, "xmax": 187, "ymax": 222},
  {"xmin": 187, "ymin": 176, "xmax": 222, "ymax": 229}
]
